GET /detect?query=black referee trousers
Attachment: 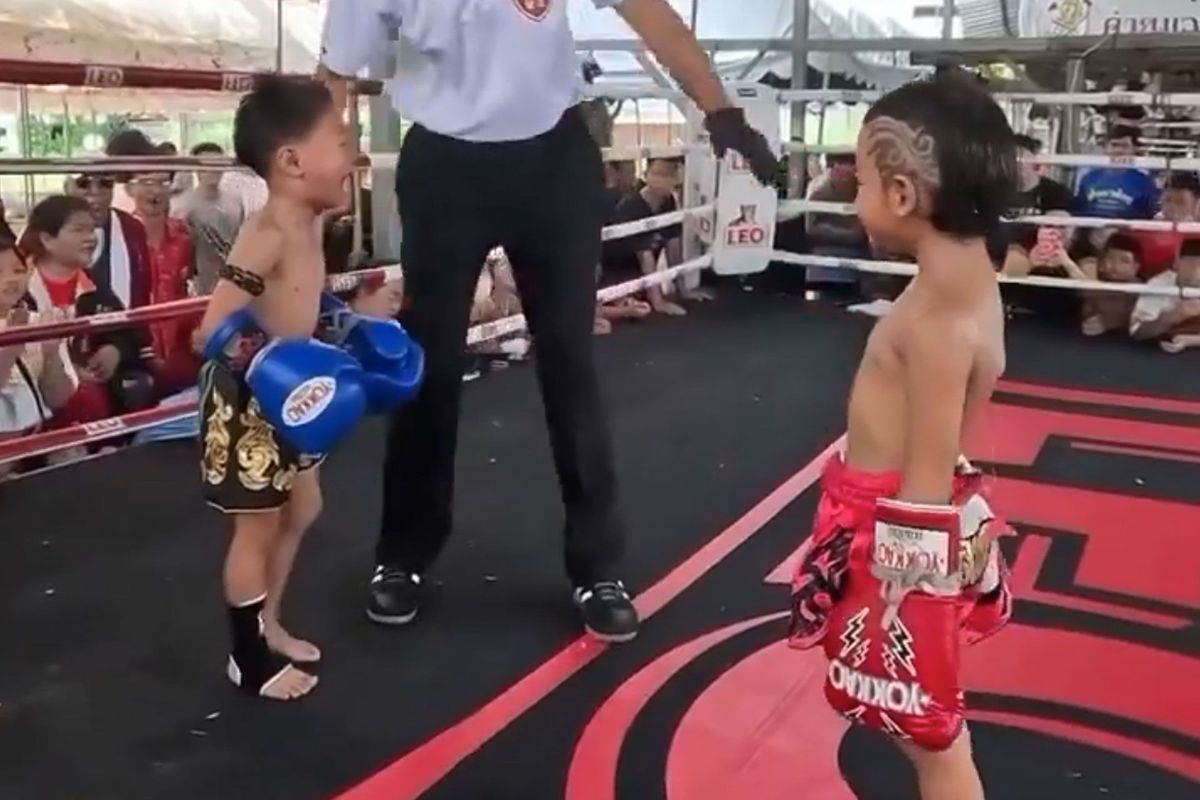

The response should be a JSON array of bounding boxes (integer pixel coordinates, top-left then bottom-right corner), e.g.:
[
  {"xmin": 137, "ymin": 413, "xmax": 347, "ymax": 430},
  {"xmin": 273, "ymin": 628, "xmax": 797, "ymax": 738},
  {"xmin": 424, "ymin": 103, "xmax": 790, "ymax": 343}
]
[{"xmin": 378, "ymin": 106, "xmax": 624, "ymax": 587}]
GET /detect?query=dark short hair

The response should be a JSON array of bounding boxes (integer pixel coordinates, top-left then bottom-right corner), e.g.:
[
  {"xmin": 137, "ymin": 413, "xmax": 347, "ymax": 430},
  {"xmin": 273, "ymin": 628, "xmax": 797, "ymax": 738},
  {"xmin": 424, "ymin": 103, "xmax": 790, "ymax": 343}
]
[
  {"xmin": 864, "ymin": 70, "xmax": 1018, "ymax": 238},
  {"xmin": 18, "ymin": 194, "xmax": 92, "ymax": 258},
  {"xmin": 1178, "ymin": 238, "xmax": 1200, "ymax": 259},
  {"xmin": 191, "ymin": 141, "xmax": 224, "ymax": 157},
  {"xmin": 1013, "ymin": 134, "xmax": 1042, "ymax": 155},
  {"xmin": 1104, "ymin": 232, "xmax": 1141, "ymax": 260},
  {"xmin": 105, "ymin": 129, "xmax": 156, "ymax": 157},
  {"xmin": 1166, "ymin": 171, "xmax": 1200, "ymax": 195},
  {"xmin": 1107, "ymin": 125, "xmax": 1141, "ymax": 146},
  {"xmin": 234, "ymin": 75, "xmax": 334, "ymax": 179},
  {"xmin": 646, "ymin": 157, "xmax": 682, "ymax": 171}
]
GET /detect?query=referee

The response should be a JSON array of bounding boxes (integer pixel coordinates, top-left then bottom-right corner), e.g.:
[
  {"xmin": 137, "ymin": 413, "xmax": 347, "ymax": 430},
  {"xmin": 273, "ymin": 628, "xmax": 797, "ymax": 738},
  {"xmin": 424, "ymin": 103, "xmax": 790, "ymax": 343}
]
[{"xmin": 319, "ymin": 0, "xmax": 777, "ymax": 643}]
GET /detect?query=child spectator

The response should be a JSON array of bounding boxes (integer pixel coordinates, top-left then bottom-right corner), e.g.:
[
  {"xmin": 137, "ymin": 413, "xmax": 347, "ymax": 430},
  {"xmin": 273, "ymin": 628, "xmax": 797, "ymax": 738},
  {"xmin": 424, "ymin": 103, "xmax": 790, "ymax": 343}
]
[
  {"xmin": 1081, "ymin": 232, "xmax": 1142, "ymax": 336},
  {"xmin": 1130, "ymin": 238, "xmax": 1200, "ymax": 352},
  {"xmin": 1128, "ymin": 172, "xmax": 1200, "ymax": 280},
  {"xmin": 0, "ymin": 228, "xmax": 76, "ymax": 478},
  {"xmin": 348, "ymin": 272, "xmax": 405, "ymax": 320}
]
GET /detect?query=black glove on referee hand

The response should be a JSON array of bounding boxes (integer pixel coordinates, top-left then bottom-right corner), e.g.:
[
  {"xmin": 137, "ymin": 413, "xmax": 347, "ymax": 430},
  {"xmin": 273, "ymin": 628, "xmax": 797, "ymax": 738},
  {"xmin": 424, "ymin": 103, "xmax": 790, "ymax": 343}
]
[{"xmin": 704, "ymin": 107, "xmax": 781, "ymax": 186}]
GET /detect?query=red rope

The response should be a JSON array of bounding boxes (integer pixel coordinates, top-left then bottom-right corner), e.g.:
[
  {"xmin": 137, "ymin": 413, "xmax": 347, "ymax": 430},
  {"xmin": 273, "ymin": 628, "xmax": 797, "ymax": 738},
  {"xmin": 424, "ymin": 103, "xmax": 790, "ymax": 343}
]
[
  {"xmin": 0, "ymin": 58, "xmax": 381, "ymax": 95},
  {"xmin": 0, "ymin": 265, "xmax": 401, "ymax": 348},
  {"xmin": 0, "ymin": 402, "xmax": 198, "ymax": 466}
]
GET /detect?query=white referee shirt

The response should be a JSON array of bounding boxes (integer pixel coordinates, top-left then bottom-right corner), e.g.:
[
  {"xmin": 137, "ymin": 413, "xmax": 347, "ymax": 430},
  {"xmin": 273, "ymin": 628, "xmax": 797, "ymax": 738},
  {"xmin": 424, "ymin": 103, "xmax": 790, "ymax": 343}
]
[{"xmin": 321, "ymin": 0, "xmax": 624, "ymax": 143}]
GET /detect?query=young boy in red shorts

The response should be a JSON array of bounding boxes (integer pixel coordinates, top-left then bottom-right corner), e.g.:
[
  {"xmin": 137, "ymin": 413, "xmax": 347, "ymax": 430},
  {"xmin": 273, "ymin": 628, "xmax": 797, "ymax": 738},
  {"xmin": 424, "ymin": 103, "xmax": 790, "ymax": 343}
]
[{"xmin": 788, "ymin": 72, "xmax": 1016, "ymax": 799}]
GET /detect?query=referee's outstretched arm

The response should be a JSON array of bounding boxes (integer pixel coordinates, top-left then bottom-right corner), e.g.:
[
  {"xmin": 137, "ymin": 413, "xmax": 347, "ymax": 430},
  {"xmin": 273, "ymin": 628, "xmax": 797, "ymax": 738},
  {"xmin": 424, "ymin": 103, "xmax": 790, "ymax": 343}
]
[{"xmin": 612, "ymin": 0, "xmax": 730, "ymax": 113}]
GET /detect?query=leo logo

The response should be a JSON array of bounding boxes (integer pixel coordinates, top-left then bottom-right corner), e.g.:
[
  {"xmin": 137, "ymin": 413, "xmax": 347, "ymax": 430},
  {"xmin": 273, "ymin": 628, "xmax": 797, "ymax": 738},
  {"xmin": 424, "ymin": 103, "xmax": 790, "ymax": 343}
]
[
  {"xmin": 725, "ymin": 204, "xmax": 767, "ymax": 247},
  {"xmin": 221, "ymin": 73, "xmax": 256, "ymax": 93},
  {"xmin": 83, "ymin": 66, "xmax": 125, "ymax": 88},
  {"xmin": 512, "ymin": 0, "xmax": 551, "ymax": 22},
  {"xmin": 283, "ymin": 377, "xmax": 336, "ymax": 426}
]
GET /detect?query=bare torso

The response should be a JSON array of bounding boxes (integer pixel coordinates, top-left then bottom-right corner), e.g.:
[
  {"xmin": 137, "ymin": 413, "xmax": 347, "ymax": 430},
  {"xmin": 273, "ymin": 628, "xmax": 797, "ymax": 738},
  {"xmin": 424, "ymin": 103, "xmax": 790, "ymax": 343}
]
[
  {"xmin": 845, "ymin": 280, "xmax": 1006, "ymax": 474},
  {"xmin": 243, "ymin": 213, "xmax": 326, "ymax": 339}
]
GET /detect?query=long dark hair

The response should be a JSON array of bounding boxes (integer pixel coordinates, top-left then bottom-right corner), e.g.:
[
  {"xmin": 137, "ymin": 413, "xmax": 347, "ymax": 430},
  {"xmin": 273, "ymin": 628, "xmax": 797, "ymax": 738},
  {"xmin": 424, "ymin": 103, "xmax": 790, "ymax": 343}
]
[{"xmin": 18, "ymin": 194, "xmax": 92, "ymax": 260}]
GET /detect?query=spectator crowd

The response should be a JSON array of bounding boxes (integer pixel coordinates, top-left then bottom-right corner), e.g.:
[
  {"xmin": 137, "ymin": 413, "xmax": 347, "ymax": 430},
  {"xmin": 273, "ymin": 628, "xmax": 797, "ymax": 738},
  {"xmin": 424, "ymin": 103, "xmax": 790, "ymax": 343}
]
[
  {"xmin": 4, "ymin": 110, "xmax": 1199, "ymax": 480},
  {"xmin": 794, "ymin": 122, "xmax": 1200, "ymax": 354}
]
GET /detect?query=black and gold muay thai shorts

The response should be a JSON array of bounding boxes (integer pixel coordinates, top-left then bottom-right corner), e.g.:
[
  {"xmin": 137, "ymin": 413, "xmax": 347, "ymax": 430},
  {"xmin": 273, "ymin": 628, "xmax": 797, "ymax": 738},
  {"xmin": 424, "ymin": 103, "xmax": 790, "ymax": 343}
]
[{"xmin": 198, "ymin": 361, "xmax": 323, "ymax": 513}]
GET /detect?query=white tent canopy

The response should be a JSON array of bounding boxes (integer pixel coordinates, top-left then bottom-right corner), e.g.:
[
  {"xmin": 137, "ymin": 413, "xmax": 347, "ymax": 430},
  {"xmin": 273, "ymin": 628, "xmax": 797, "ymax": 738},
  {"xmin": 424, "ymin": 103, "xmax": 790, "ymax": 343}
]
[
  {"xmin": 574, "ymin": 0, "xmax": 921, "ymax": 89},
  {"xmin": 0, "ymin": 0, "xmax": 920, "ymax": 92}
]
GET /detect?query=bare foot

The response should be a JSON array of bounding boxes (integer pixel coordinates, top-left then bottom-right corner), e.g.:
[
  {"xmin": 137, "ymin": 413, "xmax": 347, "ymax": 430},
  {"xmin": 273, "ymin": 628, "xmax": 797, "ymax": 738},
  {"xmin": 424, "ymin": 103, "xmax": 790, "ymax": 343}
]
[
  {"xmin": 681, "ymin": 288, "xmax": 716, "ymax": 302},
  {"xmin": 260, "ymin": 664, "xmax": 319, "ymax": 701},
  {"xmin": 265, "ymin": 622, "xmax": 322, "ymax": 663},
  {"xmin": 593, "ymin": 316, "xmax": 612, "ymax": 335},
  {"xmin": 653, "ymin": 301, "xmax": 687, "ymax": 317}
]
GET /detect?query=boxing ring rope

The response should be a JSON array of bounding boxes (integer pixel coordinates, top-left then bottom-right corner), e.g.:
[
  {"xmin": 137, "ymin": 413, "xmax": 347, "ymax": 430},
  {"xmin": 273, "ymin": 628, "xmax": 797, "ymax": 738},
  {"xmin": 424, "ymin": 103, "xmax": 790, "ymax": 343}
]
[
  {"xmin": 0, "ymin": 207, "xmax": 715, "ymax": 467},
  {"xmin": 0, "ymin": 57, "xmax": 382, "ymax": 96},
  {"xmin": 769, "ymin": 252, "xmax": 1200, "ymax": 299},
  {"xmin": 781, "ymin": 199, "xmax": 1200, "ymax": 235},
  {"xmin": 781, "ymin": 143, "xmax": 1200, "ymax": 173},
  {"xmin": 585, "ymin": 84, "xmax": 1200, "ymax": 109},
  {"xmin": 6, "ymin": 80, "xmax": 1198, "ymax": 467}
]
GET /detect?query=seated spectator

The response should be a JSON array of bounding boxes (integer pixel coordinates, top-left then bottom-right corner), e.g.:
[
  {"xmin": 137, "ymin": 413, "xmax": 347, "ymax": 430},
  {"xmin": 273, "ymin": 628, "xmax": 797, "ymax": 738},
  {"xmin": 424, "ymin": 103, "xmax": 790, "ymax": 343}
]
[
  {"xmin": 805, "ymin": 153, "xmax": 869, "ymax": 293},
  {"xmin": 997, "ymin": 135, "xmax": 1074, "ymax": 267},
  {"xmin": 603, "ymin": 160, "xmax": 636, "ymax": 222},
  {"xmin": 129, "ymin": 169, "xmax": 200, "ymax": 397},
  {"xmin": 1130, "ymin": 238, "xmax": 1200, "ymax": 352},
  {"xmin": 1131, "ymin": 172, "xmax": 1200, "ymax": 279},
  {"xmin": 18, "ymin": 195, "xmax": 156, "ymax": 429},
  {"xmin": 466, "ymin": 249, "xmax": 530, "ymax": 376},
  {"xmin": 0, "ymin": 230, "xmax": 76, "ymax": 479},
  {"xmin": 1074, "ymin": 125, "xmax": 1159, "ymax": 220},
  {"xmin": 176, "ymin": 142, "xmax": 245, "ymax": 294},
  {"xmin": 349, "ymin": 272, "xmax": 405, "ymax": 320},
  {"xmin": 1081, "ymin": 232, "xmax": 1142, "ymax": 337},
  {"xmin": 70, "ymin": 170, "xmax": 151, "ymax": 310},
  {"xmin": 601, "ymin": 158, "xmax": 686, "ymax": 316}
]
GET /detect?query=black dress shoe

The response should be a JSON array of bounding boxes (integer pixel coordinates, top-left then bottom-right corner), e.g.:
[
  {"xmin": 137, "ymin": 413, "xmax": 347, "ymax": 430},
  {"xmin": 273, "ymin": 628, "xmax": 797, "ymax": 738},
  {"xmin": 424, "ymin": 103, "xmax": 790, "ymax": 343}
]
[
  {"xmin": 367, "ymin": 567, "xmax": 422, "ymax": 625},
  {"xmin": 573, "ymin": 581, "xmax": 639, "ymax": 643}
]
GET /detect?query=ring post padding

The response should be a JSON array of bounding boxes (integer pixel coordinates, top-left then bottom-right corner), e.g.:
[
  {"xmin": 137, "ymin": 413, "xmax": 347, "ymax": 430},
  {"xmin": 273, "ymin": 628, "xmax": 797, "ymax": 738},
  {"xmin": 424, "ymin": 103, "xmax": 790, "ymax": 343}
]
[{"xmin": 710, "ymin": 85, "xmax": 780, "ymax": 277}]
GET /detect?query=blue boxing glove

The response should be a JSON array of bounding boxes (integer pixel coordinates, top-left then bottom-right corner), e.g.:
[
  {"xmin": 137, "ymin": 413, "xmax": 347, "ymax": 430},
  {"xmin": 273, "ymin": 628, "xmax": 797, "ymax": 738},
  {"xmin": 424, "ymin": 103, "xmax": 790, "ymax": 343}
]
[
  {"xmin": 203, "ymin": 307, "xmax": 268, "ymax": 370},
  {"xmin": 317, "ymin": 291, "xmax": 424, "ymax": 412},
  {"xmin": 245, "ymin": 338, "xmax": 368, "ymax": 455}
]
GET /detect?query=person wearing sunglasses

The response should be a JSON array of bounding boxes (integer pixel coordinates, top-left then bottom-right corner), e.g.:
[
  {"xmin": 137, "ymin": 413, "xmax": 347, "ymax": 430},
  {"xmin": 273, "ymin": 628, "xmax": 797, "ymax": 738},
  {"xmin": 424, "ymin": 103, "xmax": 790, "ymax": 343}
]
[{"xmin": 70, "ymin": 169, "xmax": 151, "ymax": 313}]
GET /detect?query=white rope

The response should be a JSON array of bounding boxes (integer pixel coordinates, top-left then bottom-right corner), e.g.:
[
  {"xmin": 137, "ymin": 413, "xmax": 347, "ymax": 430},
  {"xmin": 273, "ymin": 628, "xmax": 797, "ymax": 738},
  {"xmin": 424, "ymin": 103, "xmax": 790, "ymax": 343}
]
[
  {"xmin": 769, "ymin": 251, "xmax": 1200, "ymax": 298},
  {"xmin": 602, "ymin": 205, "xmax": 712, "ymax": 242},
  {"xmin": 781, "ymin": 89, "xmax": 1200, "ymax": 108},
  {"xmin": 782, "ymin": 141, "xmax": 1200, "ymax": 171},
  {"xmin": 584, "ymin": 85, "xmax": 1200, "ymax": 109},
  {"xmin": 778, "ymin": 199, "xmax": 1200, "ymax": 234}
]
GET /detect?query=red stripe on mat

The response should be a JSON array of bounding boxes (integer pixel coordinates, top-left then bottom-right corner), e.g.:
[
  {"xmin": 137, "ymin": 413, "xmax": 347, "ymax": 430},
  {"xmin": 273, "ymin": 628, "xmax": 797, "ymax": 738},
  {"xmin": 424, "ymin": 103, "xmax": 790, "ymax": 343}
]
[
  {"xmin": 996, "ymin": 379, "xmax": 1200, "ymax": 417},
  {"xmin": 333, "ymin": 435, "xmax": 845, "ymax": 800},
  {"xmin": 1071, "ymin": 440, "xmax": 1200, "ymax": 465}
]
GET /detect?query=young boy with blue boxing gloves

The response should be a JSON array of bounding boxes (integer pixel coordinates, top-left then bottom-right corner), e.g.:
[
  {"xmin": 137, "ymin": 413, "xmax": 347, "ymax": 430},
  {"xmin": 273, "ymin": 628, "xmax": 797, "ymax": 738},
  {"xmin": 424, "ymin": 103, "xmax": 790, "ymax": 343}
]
[{"xmin": 197, "ymin": 75, "xmax": 422, "ymax": 701}]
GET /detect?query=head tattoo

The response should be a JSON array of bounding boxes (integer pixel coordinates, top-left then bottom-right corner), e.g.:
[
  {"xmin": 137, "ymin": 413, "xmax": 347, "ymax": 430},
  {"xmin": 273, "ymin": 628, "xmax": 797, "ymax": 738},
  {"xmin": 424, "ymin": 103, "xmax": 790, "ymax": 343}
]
[{"xmin": 864, "ymin": 116, "xmax": 942, "ymax": 214}]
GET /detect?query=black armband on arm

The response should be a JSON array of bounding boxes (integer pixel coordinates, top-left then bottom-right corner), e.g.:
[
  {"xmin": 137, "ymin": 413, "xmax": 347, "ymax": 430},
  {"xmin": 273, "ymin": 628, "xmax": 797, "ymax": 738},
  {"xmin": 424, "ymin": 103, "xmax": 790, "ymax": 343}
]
[{"xmin": 219, "ymin": 263, "xmax": 266, "ymax": 297}]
